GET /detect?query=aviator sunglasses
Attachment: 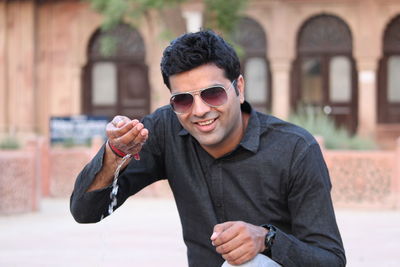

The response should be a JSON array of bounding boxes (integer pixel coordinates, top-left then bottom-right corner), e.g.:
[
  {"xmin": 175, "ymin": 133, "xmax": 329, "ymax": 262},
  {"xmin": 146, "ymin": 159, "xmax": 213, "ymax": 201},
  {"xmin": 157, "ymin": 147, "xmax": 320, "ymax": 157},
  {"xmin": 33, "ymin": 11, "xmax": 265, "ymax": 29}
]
[{"xmin": 170, "ymin": 79, "xmax": 237, "ymax": 114}]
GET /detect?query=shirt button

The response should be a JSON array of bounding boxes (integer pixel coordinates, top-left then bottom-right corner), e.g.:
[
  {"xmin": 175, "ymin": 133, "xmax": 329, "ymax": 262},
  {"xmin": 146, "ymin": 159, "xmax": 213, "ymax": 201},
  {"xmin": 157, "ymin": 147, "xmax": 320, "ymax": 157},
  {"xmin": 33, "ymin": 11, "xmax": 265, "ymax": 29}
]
[{"xmin": 216, "ymin": 203, "xmax": 222, "ymax": 208}]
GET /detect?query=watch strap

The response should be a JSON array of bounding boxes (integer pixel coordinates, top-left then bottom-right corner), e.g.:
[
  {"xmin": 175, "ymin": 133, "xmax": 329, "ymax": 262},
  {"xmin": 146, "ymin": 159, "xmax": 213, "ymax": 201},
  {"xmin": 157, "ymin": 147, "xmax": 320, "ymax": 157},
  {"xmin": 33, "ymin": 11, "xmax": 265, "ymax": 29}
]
[{"xmin": 261, "ymin": 224, "xmax": 276, "ymax": 255}]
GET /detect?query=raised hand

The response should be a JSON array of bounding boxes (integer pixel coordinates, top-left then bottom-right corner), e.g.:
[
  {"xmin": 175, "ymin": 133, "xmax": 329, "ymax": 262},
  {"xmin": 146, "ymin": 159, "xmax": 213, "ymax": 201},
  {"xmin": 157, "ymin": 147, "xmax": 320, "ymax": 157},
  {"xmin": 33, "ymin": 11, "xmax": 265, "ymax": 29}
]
[{"xmin": 106, "ymin": 115, "xmax": 149, "ymax": 158}]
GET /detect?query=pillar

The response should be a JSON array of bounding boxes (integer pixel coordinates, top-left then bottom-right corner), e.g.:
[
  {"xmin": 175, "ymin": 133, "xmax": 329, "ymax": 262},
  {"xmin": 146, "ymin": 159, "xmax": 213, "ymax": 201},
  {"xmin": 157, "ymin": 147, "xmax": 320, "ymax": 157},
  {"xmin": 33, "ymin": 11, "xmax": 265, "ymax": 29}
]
[
  {"xmin": 0, "ymin": 2, "xmax": 6, "ymax": 134},
  {"xmin": 270, "ymin": 59, "xmax": 292, "ymax": 119},
  {"xmin": 357, "ymin": 61, "xmax": 378, "ymax": 137},
  {"xmin": 6, "ymin": 1, "xmax": 36, "ymax": 136}
]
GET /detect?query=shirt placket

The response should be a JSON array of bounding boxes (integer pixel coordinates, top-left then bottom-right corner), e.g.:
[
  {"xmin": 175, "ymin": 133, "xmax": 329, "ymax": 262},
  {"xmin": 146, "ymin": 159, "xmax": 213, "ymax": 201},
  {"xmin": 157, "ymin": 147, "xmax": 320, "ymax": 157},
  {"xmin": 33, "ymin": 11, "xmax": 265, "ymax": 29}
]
[{"xmin": 210, "ymin": 159, "xmax": 225, "ymax": 223}]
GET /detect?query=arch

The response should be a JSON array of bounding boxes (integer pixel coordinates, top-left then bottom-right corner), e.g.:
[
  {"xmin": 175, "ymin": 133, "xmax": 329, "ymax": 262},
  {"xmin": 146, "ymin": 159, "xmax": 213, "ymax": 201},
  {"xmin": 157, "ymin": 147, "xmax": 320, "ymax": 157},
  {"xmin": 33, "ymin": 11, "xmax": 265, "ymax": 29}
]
[
  {"xmin": 87, "ymin": 23, "xmax": 146, "ymax": 61},
  {"xmin": 232, "ymin": 17, "xmax": 267, "ymax": 57},
  {"xmin": 383, "ymin": 15, "xmax": 400, "ymax": 54},
  {"xmin": 82, "ymin": 23, "xmax": 150, "ymax": 120},
  {"xmin": 377, "ymin": 14, "xmax": 400, "ymax": 123},
  {"xmin": 297, "ymin": 14, "xmax": 353, "ymax": 54},
  {"xmin": 232, "ymin": 17, "xmax": 271, "ymax": 113},
  {"xmin": 291, "ymin": 14, "xmax": 358, "ymax": 133}
]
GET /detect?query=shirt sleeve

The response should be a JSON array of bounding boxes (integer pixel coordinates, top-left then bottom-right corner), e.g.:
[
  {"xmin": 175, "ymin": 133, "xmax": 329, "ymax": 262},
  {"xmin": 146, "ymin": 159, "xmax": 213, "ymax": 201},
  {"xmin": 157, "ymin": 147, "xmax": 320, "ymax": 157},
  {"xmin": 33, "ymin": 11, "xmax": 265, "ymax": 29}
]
[
  {"xmin": 270, "ymin": 143, "xmax": 346, "ymax": 267},
  {"xmin": 70, "ymin": 113, "xmax": 166, "ymax": 224}
]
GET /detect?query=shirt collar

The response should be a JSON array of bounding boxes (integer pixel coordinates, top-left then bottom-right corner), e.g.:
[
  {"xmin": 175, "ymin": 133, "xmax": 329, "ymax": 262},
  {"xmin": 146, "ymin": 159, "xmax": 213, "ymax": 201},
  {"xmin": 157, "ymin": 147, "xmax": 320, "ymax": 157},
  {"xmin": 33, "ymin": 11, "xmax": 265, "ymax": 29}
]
[
  {"xmin": 239, "ymin": 102, "xmax": 260, "ymax": 153},
  {"xmin": 177, "ymin": 101, "xmax": 262, "ymax": 153}
]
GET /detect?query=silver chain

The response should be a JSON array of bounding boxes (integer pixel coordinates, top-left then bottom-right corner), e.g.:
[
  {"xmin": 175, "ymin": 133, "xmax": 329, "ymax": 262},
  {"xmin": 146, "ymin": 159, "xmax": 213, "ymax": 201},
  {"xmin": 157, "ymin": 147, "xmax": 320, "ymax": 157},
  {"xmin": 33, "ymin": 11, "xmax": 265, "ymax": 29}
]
[{"xmin": 101, "ymin": 153, "xmax": 132, "ymax": 220}]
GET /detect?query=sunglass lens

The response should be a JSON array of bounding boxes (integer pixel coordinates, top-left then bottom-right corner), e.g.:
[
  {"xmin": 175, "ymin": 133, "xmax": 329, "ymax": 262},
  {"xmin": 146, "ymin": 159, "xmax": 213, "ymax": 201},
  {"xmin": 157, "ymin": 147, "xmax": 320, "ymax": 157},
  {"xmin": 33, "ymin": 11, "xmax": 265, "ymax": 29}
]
[
  {"xmin": 171, "ymin": 93, "xmax": 193, "ymax": 113},
  {"xmin": 201, "ymin": 87, "xmax": 227, "ymax": 107}
]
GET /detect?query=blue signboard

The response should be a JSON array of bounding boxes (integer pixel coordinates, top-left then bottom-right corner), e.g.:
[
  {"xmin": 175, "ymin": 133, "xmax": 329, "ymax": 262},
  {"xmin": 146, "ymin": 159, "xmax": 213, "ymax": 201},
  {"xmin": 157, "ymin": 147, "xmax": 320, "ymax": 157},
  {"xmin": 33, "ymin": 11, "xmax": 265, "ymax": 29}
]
[{"xmin": 50, "ymin": 115, "xmax": 108, "ymax": 145}]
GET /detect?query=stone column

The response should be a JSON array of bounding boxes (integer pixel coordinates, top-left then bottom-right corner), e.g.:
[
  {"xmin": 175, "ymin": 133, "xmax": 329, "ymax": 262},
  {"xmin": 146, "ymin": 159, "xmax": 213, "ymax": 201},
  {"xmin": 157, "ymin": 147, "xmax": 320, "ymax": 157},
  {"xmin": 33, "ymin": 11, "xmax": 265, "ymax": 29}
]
[
  {"xmin": 395, "ymin": 138, "xmax": 400, "ymax": 208},
  {"xmin": 181, "ymin": 1, "xmax": 204, "ymax": 33},
  {"xmin": 353, "ymin": 0, "xmax": 380, "ymax": 138},
  {"xmin": 270, "ymin": 59, "xmax": 292, "ymax": 120},
  {"xmin": 0, "ymin": 2, "xmax": 6, "ymax": 134},
  {"xmin": 357, "ymin": 60, "xmax": 378, "ymax": 137},
  {"xmin": 182, "ymin": 10, "xmax": 202, "ymax": 33},
  {"xmin": 6, "ymin": 1, "xmax": 36, "ymax": 136}
]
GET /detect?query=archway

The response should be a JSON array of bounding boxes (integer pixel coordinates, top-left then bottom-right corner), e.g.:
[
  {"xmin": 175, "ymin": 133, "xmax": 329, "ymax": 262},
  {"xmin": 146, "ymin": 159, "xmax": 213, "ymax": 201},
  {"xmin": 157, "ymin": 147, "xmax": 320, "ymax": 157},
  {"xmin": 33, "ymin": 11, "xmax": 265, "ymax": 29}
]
[
  {"xmin": 82, "ymin": 23, "xmax": 150, "ymax": 120},
  {"xmin": 378, "ymin": 15, "xmax": 400, "ymax": 124},
  {"xmin": 291, "ymin": 14, "xmax": 358, "ymax": 133},
  {"xmin": 232, "ymin": 17, "xmax": 271, "ymax": 113}
]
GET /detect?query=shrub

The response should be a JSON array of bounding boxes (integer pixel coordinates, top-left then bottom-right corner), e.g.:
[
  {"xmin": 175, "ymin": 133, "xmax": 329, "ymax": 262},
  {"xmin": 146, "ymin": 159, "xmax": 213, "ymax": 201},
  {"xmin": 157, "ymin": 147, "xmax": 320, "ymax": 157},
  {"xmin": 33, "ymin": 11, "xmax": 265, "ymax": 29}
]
[
  {"xmin": 0, "ymin": 136, "xmax": 21, "ymax": 150},
  {"xmin": 288, "ymin": 110, "xmax": 377, "ymax": 150}
]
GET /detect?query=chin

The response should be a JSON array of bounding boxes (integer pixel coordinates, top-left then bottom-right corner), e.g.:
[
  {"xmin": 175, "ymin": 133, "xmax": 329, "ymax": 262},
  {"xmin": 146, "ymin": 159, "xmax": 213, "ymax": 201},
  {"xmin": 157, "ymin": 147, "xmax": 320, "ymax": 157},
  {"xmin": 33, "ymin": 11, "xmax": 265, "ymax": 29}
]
[{"xmin": 194, "ymin": 135, "xmax": 220, "ymax": 147}]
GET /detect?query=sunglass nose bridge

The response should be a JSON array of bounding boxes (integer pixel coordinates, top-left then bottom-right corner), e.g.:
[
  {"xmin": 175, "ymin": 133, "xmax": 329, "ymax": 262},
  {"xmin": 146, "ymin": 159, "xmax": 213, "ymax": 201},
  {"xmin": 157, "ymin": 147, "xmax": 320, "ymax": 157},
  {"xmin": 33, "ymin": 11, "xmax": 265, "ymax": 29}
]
[{"xmin": 191, "ymin": 93, "xmax": 213, "ymax": 115}]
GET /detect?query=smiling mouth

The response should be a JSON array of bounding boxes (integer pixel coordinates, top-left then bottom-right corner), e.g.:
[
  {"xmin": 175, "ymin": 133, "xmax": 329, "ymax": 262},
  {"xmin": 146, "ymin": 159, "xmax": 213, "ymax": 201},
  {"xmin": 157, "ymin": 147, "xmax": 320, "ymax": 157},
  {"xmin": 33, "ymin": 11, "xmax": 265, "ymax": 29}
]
[{"xmin": 196, "ymin": 119, "xmax": 215, "ymax": 126}]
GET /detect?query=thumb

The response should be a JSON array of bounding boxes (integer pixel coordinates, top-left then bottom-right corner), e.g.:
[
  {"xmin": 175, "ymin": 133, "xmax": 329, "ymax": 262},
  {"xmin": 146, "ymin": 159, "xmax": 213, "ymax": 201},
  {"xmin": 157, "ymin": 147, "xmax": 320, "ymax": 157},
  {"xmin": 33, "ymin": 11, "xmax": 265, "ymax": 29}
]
[{"xmin": 211, "ymin": 221, "xmax": 234, "ymax": 241}]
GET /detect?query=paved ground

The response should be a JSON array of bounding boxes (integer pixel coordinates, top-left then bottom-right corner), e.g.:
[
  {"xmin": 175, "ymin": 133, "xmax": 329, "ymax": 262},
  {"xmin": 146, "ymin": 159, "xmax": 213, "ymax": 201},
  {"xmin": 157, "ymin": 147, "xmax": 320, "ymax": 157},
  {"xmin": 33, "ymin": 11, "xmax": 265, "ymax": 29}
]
[{"xmin": 1, "ymin": 197, "xmax": 400, "ymax": 267}]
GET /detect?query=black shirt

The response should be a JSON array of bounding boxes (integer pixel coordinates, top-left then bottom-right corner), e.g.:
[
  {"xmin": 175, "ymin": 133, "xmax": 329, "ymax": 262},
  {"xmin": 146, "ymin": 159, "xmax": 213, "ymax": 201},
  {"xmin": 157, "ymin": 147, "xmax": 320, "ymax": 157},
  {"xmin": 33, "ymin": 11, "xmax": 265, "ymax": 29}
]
[{"xmin": 70, "ymin": 102, "xmax": 345, "ymax": 267}]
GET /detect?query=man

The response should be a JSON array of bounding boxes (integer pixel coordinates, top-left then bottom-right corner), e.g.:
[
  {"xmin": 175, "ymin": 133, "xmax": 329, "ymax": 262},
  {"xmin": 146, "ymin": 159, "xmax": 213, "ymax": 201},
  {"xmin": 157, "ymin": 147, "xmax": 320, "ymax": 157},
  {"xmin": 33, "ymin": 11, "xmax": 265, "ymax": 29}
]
[{"xmin": 70, "ymin": 30, "xmax": 345, "ymax": 267}]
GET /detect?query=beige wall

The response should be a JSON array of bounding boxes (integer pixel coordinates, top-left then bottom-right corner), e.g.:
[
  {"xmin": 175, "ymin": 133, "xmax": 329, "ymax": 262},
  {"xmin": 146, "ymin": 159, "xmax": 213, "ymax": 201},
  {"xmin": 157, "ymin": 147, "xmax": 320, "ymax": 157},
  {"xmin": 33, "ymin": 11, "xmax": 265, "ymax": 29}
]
[
  {"xmin": 246, "ymin": 0, "xmax": 400, "ymax": 138},
  {"xmin": 1, "ymin": 0, "xmax": 400, "ymax": 142},
  {"xmin": 0, "ymin": 1, "xmax": 36, "ymax": 138},
  {"xmin": 0, "ymin": 2, "xmax": 6, "ymax": 134},
  {"xmin": 36, "ymin": 1, "xmax": 102, "ymax": 136},
  {"xmin": 35, "ymin": 1, "xmax": 184, "ymax": 136}
]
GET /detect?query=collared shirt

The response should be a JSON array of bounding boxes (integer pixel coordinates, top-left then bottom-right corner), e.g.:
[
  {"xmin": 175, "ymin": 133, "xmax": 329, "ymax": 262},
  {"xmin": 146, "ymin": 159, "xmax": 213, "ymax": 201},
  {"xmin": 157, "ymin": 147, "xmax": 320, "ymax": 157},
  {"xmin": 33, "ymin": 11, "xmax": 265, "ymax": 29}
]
[{"xmin": 70, "ymin": 102, "xmax": 345, "ymax": 267}]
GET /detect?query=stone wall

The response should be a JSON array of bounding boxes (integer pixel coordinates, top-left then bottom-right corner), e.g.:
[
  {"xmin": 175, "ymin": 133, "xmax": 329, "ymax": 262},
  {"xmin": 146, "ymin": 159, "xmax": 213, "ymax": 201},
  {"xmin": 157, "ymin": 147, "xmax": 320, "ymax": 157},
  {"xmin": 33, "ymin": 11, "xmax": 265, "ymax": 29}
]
[
  {"xmin": 0, "ymin": 141, "xmax": 40, "ymax": 214},
  {"xmin": 1, "ymin": 137, "xmax": 400, "ymax": 214},
  {"xmin": 326, "ymin": 150, "xmax": 399, "ymax": 209}
]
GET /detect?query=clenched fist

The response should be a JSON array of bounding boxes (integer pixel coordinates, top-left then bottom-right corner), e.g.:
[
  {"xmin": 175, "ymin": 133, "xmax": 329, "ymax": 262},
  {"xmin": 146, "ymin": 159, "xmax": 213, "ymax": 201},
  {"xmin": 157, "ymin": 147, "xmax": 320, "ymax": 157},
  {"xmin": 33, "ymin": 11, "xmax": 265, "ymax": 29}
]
[{"xmin": 211, "ymin": 221, "xmax": 268, "ymax": 265}]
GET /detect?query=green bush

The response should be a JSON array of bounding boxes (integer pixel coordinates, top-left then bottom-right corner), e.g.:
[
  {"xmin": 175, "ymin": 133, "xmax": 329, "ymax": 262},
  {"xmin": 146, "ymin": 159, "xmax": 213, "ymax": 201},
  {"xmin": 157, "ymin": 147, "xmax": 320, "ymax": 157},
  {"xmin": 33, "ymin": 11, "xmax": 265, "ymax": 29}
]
[
  {"xmin": 51, "ymin": 137, "xmax": 92, "ymax": 148},
  {"xmin": 288, "ymin": 111, "xmax": 377, "ymax": 150},
  {"xmin": 0, "ymin": 136, "xmax": 21, "ymax": 150}
]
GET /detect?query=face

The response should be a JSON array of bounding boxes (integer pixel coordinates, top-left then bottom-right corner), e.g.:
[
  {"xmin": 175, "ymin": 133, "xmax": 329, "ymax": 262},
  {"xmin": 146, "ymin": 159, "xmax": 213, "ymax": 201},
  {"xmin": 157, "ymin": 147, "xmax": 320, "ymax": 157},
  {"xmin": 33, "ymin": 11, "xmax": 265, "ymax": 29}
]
[{"xmin": 169, "ymin": 64, "xmax": 245, "ymax": 157}]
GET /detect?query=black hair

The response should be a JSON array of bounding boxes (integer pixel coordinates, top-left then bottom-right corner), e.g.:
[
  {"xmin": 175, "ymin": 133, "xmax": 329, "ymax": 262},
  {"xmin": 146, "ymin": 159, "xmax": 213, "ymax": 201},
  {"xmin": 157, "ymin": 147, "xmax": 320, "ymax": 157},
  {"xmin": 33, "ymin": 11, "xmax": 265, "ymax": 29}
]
[{"xmin": 160, "ymin": 30, "xmax": 241, "ymax": 91}]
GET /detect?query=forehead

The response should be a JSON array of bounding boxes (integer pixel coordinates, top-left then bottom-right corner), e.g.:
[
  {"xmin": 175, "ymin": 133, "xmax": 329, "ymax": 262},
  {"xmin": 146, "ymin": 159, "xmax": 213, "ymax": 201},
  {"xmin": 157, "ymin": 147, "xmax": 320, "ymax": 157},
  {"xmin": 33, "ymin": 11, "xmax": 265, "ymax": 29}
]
[{"xmin": 169, "ymin": 64, "xmax": 227, "ymax": 93}]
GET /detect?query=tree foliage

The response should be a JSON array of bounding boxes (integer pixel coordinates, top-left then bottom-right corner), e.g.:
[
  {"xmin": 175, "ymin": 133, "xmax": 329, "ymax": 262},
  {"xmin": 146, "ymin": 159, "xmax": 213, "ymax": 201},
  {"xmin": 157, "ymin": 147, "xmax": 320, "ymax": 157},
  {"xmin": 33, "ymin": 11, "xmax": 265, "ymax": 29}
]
[
  {"xmin": 85, "ymin": 0, "xmax": 247, "ymax": 35},
  {"xmin": 204, "ymin": 0, "xmax": 247, "ymax": 34},
  {"xmin": 86, "ymin": 0, "xmax": 185, "ymax": 30}
]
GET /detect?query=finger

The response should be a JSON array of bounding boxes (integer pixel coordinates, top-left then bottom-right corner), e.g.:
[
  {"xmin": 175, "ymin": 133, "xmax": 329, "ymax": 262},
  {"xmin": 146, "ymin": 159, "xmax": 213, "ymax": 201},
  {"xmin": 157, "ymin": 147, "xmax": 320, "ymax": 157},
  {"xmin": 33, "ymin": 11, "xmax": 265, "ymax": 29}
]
[
  {"xmin": 212, "ymin": 221, "xmax": 235, "ymax": 241},
  {"xmin": 131, "ymin": 128, "xmax": 149, "ymax": 146},
  {"xmin": 119, "ymin": 122, "xmax": 147, "ymax": 146},
  {"xmin": 111, "ymin": 115, "xmax": 131, "ymax": 127},
  {"xmin": 225, "ymin": 250, "xmax": 254, "ymax": 266},
  {"xmin": 213, "ymin": 222, "xmax": 241, "ymax": 246},
  {"xmin": 108, "ymin": 120, "xmax": 139, "ymax": 141},
  {"xmin": 126, "ymin": 128, "xmax": 149, "ymax": 155},
  {"xmin": 216, "ymin": 234, "xmax": 243, "ymax": 255}
]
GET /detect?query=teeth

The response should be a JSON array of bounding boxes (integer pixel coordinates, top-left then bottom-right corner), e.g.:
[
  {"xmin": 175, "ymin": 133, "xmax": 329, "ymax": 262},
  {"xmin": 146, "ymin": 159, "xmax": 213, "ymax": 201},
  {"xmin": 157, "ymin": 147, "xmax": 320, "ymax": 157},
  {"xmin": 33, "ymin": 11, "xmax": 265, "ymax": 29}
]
[{"xmin": 198, "ymin": 119, "xmax": 214, "ymax": 126}]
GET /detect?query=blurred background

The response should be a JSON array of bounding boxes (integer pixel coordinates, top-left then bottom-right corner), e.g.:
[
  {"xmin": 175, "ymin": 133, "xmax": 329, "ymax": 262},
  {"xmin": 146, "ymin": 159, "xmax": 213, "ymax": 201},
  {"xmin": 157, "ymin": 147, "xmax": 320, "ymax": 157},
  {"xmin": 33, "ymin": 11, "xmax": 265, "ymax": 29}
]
[{"xmin": 0, "ymin": 0, "xmax": 400, "ymax": 266}]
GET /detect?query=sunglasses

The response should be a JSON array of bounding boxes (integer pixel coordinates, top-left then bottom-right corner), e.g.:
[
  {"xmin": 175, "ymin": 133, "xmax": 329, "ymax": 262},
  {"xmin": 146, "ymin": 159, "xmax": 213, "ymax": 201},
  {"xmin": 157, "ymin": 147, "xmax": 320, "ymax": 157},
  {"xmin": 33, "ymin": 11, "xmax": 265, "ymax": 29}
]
[{"xmin": 170, "ymin": 80, "xmax": 237, "ymax": 114}]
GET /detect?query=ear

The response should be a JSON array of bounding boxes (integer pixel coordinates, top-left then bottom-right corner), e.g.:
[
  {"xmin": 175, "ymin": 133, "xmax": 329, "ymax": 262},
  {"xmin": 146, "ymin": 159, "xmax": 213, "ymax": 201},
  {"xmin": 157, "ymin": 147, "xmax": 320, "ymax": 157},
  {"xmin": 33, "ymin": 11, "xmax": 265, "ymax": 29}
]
[{"xmin": 236, "ymin": 74, "xmax": 245, "ymax": 104}]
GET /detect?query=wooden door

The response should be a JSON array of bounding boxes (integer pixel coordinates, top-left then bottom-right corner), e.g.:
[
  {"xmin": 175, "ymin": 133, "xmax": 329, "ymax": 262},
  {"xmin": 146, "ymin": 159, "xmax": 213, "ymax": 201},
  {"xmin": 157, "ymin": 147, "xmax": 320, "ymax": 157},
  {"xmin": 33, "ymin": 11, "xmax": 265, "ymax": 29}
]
[
  {"xmin": 378, "ymin": 15, "xmax": 400, "ymax": 124},
  {"xmin": 82, "ymin": 24, "xmax": 150, "ymax": 120},
  {"xmin": 118, "ymin": 63, "xmax": 150, "ymax": 119},
  {"xmin": 292, "ymin": 14, "xmax": 358, "ymax": 133}
]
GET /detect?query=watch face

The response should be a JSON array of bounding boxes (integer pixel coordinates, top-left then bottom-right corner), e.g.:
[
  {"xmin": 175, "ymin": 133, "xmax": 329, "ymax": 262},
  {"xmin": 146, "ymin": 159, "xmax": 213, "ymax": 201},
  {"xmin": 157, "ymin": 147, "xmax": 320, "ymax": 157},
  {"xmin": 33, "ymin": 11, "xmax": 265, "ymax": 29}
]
[{"xmin": 265, "ymin": 225, "xmax": 276, "ymax": 250}]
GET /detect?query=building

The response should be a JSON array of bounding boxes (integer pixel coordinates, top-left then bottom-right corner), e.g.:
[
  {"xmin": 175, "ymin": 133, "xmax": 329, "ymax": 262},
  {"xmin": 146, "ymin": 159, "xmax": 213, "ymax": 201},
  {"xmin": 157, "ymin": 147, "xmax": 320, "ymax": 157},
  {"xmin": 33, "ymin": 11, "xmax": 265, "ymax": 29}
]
[{"xmin": 0, "ymin": 0, "xmax": 400, "ymax": 148}]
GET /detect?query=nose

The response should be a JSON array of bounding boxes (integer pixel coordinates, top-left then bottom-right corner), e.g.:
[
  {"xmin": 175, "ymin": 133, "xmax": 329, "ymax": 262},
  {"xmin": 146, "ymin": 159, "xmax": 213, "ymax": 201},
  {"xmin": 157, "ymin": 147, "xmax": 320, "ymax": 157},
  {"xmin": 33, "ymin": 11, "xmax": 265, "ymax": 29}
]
[{"xmin": 191, "ymin": 94, "xmax": 211, "ymax": 117}]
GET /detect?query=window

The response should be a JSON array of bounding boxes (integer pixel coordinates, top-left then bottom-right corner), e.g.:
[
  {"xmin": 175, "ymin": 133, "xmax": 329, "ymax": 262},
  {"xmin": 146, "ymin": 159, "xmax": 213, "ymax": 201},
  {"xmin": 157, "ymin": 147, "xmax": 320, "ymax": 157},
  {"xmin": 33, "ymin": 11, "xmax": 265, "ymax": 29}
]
[
  {"xmin": 329, "ymin": 56, "xmax": 351, "ymax": 103},
  {"xmin": 387, "ymin": 56, "xmax": 400, "ymax": 103},
  {"xmin": 82, "ymin": 24, "xmax": 150, "ymax": 120},
  {"xmin": 378, "ymin": 15, "xmax": 400, "ymax": 123},
  {"xmin": 92, "ymin": 62, "xmax": 117, "ymax": 106},
  {"xmin": 292, "ymin": 14, "xmax": 357, "ymax": 133},
  {"xmin": 232, "ymin": 17, "xmax": 270, "ymax": 113}
]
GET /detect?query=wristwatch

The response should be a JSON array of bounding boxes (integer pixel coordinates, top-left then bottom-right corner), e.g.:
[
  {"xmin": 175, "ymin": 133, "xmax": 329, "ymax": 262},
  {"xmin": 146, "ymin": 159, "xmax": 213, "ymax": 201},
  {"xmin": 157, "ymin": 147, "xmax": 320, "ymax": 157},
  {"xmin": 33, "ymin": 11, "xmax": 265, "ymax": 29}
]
[{"xmin": 261, "ymin": 224, "xmax": 276, "ymax": 254}]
